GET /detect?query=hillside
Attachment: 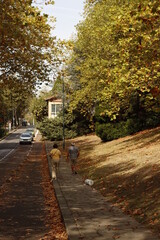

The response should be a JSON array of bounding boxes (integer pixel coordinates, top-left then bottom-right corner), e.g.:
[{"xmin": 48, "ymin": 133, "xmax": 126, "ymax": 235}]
[{"xmin": 66, "ymin": 126, "xmax": 160, "ymax": 237}]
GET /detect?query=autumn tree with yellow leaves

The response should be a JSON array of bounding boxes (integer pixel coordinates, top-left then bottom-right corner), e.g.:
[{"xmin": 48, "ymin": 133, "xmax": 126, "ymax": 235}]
[
  {"xmin": 0, "ymin": 0, "xmax": 57, "ymax": 130},
  {"xmin": 66, "ymin": 0, "xmax": 160, "ymax": 141}
]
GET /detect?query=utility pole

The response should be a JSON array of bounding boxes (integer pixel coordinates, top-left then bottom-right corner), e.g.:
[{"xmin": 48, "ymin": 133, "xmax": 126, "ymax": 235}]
[{"xmin": 62, "ymin": 73, "xmax": 65, "ymax": 150}]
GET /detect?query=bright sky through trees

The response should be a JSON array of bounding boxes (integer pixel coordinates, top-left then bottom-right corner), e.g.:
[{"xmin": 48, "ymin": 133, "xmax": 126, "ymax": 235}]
[{"xmin": 36, "ymin": 0, "xmax": 84, "ymax": 40}]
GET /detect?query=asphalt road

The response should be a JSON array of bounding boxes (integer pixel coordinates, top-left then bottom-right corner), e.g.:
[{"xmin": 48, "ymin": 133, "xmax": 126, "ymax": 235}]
[
  {"xmin": 0, "ymin": 128, "xmax": 51, "ymax": 240},
  {"xmin": 0, "ymin": 129, "xmax": 22, "ymax": 162},
  {"xmin": 0, "ymin": 128, "xmax": 32, "ymax": 187}
]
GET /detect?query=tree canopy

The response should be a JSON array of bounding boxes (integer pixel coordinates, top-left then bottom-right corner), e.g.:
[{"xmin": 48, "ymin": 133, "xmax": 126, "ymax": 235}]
[
  {"xmin": 0, "ymin": 0, "xmax": 57, "ymax": 89},
  {"xmin": 0, "ymin": 0, "xmax": 58, "ymax": 126},
  {"xmin": 67, "ymin": 0, "xmax": 160, "ymax": 122}
]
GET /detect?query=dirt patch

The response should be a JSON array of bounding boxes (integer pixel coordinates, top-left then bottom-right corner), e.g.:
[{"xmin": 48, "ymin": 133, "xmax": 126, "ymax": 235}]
[{"xmin": 65, "ymin": 127, "xmax": 160, "ymax": 237}]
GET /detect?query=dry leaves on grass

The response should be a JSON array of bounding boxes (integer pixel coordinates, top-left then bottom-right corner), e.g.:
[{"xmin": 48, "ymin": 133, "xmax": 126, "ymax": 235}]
[{"xmin": 74, "ymin": 128, "xmax": 160, "ymax": 236}]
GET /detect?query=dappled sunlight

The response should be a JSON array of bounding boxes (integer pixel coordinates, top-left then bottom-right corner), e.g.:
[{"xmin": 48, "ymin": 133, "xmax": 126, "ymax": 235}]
[{"xmin": 72, "ymin": 128, "xmax": 160, "ymax": 236}]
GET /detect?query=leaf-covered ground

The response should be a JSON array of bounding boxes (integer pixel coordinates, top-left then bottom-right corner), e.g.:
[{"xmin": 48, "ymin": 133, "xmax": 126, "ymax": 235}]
[
  {"xmin": 0, "ymin": 141, "xmax": 68, "ymax": 240},
  {"xmin": 68, "ymin": 126, "xmax": 160, "ymax": 238}
]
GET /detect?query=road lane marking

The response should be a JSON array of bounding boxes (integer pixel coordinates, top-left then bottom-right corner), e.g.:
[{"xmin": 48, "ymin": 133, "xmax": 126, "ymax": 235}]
[{"xmin": 0, "ymin": 148, "xmax": 16, "ymax": 162}]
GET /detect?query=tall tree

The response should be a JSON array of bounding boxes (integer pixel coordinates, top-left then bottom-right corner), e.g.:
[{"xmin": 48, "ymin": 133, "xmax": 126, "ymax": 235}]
[
  {"xmin": 67, "ymin": 0, "xmax": 160, "ymax": 121},
  {"xmin": 0, "ymin": 0, "xmax": 57, "ymax": 92},
  {"xmin": 0, "ymin": 0, "xmax": 58, "ymax": 126}
]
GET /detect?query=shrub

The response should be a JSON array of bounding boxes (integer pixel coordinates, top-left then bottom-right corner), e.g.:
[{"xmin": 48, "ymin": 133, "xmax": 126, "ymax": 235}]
[
  {"xmin": 0, "ymin": 127, "xmax": 5, "ymax": 138},
  {"xmin": 95, "ymin": 118, "xmax": 143, "ymax": 142},
  {"xmin": 38, "ymin": 117, "xmax": 73, "ymax": 141},
  {"xmin": 38, "ymin": 111, "xmax": 91, "ymax": 141},
  {"xmin": 145, "ymin": 113, "xmax": 160, "ymax": 128},
  {"xmin": 95, "ymin": 113, "xmax": 160, "ymax": 142}
]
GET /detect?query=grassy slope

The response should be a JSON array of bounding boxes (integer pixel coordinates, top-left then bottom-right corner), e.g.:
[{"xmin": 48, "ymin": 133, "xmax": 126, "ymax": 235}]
[{"xmin": 66, "ymin": 126, "xmax": 160, "ymax": 237}]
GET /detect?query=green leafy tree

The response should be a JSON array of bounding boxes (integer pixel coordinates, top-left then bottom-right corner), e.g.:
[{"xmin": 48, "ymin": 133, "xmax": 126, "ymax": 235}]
[{"xmin": 30, "ymin": 94, "xmax": 48, "ymax": 123}]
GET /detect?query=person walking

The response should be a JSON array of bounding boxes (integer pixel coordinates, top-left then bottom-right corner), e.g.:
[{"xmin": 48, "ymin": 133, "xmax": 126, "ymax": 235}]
[
  {"xmin": 49, "ymin": 143, "xmax": 61, "ymax": 180},
  {"xmin": 67, "ymin": 142, "xmax": 79, "ymax": 174}
]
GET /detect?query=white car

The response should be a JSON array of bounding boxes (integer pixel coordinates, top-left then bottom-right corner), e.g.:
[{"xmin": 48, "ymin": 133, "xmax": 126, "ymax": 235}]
[
  {"xmin": 19, "ymin": 132, "xmax": 32, "ymax": 144},
  {"xmin": 25, "ymin": 128, "xmax": 35, "ymax": 140}
]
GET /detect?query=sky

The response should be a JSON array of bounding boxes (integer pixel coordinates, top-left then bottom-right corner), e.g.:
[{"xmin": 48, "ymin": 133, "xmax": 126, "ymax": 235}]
[
  {"xmin": 34, "ymin": 0, "xmax": 85, "ymax": 93},
  {"xmin": 36, "ymin": 0, "xmax": 85, "ymax": 40}
]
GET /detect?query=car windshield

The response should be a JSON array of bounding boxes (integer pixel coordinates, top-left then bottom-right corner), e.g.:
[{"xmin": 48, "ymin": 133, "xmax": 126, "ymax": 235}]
[{"xmin": 21, "ymin": 133, "xmax": 31, "ymax": 137}]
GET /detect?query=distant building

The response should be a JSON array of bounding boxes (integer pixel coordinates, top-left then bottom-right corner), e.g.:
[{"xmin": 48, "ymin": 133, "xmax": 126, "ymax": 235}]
[{"xmin": 45, "ymin": 96, "xmax": 62, "ymax": 119}]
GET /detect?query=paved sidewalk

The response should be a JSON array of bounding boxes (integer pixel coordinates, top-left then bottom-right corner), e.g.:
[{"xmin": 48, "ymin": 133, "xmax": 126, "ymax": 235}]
[{"xmin": 45, "ymin": 141, "xmax": 159, "ymax": 240}]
